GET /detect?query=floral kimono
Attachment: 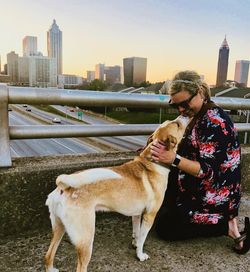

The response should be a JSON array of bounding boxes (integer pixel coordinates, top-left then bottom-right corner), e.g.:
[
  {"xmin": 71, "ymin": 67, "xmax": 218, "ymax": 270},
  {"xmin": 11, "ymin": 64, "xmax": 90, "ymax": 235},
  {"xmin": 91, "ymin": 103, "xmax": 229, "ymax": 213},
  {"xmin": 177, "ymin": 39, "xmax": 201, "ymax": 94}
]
[{"xmin": 176, "ymin": 105, "xmax": 241, "ymax": 225}]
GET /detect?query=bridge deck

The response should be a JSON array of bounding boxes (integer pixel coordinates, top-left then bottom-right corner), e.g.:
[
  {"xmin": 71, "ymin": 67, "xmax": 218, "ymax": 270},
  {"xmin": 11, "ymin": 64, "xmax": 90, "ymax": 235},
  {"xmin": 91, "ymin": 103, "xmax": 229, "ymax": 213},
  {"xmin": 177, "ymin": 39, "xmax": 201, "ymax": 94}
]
[{"xmin": 1, "ymin": 194, "xmax": 250, "ymax": 272}]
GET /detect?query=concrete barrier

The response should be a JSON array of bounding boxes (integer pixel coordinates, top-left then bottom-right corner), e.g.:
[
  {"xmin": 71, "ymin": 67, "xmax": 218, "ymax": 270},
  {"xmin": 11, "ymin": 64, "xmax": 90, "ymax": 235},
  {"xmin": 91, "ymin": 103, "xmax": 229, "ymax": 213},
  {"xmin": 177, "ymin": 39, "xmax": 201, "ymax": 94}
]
[{"xmin": 0, "ymin": 148, "xmax": 250, "ymax": 237}]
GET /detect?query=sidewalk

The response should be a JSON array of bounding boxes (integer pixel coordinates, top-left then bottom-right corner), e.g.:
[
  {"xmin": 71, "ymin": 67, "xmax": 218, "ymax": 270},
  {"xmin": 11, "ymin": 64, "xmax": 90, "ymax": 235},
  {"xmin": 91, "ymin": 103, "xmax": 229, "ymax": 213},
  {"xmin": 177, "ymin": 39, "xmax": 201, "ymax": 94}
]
[{"xmin": 1, "ymin": 194, "xmax": 250, "ymax": 272}]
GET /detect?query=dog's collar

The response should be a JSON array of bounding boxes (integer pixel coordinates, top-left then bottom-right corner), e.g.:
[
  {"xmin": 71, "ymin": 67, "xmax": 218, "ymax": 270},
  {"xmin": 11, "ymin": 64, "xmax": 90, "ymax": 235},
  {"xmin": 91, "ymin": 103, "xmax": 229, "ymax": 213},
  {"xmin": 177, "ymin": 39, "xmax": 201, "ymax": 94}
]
[{"xmin": 145, "ymin": 157, "xmax": 171, "ymax": 169}]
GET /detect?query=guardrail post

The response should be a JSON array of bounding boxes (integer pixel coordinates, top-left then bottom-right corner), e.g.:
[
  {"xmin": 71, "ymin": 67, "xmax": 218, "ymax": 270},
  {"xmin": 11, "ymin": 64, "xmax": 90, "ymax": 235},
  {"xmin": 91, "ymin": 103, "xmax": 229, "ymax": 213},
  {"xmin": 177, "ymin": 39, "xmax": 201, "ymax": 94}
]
[
  {"xmin": 0, "ymin": 84, "xmax": 12, "ymax": 167},
  {"xmin": 244, "ymin": 110, "xmax": 250, "ymax": 144}
]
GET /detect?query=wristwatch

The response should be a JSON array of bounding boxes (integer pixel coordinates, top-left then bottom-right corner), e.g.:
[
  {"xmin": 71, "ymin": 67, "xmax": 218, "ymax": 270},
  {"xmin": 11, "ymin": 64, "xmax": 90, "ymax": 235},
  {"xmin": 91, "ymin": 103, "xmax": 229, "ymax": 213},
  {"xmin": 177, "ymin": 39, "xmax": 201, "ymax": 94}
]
[{"xmin": 171, "ymin": 154, "xmax": 181, "ymax": 167}]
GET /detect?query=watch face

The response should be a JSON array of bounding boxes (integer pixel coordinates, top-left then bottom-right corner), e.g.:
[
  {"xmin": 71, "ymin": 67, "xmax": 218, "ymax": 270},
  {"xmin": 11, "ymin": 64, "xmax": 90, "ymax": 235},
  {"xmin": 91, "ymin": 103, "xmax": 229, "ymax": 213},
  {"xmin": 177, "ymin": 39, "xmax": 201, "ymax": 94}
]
[{"xmin": 173, "ymin": 154, "xmax": 181, "ymax": 167}]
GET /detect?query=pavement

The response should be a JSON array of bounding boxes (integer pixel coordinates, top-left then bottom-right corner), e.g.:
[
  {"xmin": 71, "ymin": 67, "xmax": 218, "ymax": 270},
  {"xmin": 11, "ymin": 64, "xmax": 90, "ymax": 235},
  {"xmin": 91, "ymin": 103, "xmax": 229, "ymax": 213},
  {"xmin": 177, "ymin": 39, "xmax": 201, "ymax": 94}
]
[{"xmin": 1, "ymin": 194, "xmax": 250, "ymax": 272}]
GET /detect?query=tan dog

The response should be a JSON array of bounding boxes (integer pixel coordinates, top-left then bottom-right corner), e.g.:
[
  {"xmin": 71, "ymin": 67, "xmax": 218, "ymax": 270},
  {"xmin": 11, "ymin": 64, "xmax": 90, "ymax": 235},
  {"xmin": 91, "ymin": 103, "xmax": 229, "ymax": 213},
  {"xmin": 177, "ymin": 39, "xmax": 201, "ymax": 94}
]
[{"xmin": 45, "ymin": 115, "xmax": 189, "ymax": 272}]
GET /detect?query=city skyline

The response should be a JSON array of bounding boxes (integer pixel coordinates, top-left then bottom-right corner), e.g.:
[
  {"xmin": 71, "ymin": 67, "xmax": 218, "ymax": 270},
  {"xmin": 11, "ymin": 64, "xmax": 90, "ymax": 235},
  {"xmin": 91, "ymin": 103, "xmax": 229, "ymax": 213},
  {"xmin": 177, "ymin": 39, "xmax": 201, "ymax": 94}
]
[{"xmin": 1, "ymin": 0, "xmax": 250, "ymax": 86}]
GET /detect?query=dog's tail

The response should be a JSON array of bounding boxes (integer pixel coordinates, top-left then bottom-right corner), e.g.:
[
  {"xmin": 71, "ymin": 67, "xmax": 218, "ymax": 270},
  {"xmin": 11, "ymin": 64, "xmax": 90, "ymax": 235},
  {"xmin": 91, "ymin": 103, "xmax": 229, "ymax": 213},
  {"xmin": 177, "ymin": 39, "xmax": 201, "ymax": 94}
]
[{"xmin": 56, "ymin": 174, "xmax": 72, "ymax": 190}]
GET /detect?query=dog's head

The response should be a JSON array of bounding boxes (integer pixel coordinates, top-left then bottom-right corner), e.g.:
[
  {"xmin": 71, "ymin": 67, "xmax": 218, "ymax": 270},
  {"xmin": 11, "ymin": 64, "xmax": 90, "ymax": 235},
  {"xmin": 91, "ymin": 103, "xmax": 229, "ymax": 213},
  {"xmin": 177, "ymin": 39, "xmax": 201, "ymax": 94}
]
[{"xmin": 140, "ymin": 115, "xmax": 189, "ymax": 158}]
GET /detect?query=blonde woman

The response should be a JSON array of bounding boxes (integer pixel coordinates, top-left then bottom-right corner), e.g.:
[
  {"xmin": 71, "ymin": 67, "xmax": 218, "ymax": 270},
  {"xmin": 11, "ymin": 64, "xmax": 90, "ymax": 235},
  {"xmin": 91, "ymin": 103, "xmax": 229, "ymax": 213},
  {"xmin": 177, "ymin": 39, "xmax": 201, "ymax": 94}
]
[{"xmin": 151, "ymin": 70, "xmax": 249, "ymax": 254}]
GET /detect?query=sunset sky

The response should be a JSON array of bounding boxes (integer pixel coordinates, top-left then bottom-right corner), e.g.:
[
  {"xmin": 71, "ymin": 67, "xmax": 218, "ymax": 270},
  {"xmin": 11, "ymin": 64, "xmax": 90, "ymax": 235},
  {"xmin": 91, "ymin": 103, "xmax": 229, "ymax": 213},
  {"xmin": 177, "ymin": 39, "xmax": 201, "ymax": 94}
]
[{"xmin": 1, "ymin": 0, "xmax": 250, "ymax": 85}]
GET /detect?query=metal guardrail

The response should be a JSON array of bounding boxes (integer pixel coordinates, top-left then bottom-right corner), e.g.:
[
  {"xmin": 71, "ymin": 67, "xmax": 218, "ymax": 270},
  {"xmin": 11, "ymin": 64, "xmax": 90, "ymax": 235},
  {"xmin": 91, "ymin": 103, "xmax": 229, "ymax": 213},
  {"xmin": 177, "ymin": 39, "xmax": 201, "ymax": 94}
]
[
  {"xmin": 1, "ymin": 84, "xmax": 250, "ymax": 167},
  {"xmin": 9, "ymin": 124, "xmax": 159, "ymax": 139}
]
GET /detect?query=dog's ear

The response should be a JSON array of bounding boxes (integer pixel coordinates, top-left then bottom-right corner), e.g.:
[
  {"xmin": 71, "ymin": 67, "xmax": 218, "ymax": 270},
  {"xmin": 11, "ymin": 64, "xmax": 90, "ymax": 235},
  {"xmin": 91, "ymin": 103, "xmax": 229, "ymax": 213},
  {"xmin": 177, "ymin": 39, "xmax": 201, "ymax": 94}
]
[
  {"xmin": 146, "ymin": 133, "xmax": 154, "ymax": 145},
  {"xmin": 136, "ymin": 133, "xmax": 154, "ymax": 154},
  {"xmin": 165, "ymin": 135, "xmax": 177, "ymax": 150}
]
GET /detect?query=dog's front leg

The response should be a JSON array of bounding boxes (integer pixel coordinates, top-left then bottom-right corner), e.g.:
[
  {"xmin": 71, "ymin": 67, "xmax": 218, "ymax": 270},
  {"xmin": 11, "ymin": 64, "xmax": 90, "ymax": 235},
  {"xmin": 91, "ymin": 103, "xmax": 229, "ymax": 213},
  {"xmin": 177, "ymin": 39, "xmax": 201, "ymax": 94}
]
[
  {"xmin": 136, "ymin": 212, "xmax": 156, "ymax": 261},
  {"xmin": 132, "ymin": 215, "xmax": 141, "ymax": 248}
]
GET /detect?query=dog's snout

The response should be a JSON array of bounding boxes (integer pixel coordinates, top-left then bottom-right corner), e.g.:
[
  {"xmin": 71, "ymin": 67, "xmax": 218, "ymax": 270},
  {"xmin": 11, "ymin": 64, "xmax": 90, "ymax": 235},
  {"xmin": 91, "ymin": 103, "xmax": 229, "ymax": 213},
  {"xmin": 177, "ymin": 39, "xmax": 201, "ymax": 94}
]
[{"xmin": 176, "ymin": 115, "xmax": 190, "ymax": 127}]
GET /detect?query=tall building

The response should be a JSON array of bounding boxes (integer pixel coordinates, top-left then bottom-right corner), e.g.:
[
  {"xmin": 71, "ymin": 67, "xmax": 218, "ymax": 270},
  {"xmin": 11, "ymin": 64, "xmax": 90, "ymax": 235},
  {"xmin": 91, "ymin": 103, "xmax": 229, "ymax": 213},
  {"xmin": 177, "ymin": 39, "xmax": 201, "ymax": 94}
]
[
  {"xmin": 216, "ymin": 37, "xmax": 229, "ymax": 87},
  {"xmin": 86, "ymin": 71, "xmax": 95, "ymax": 82},
  {"xmin": 234, "ymin": 60, "xmax": 250, "ymax": 87},
  {"xmin": 18, "ymin": 57, "xmax": 30, "ymax": 85},
  {"xmin": 17, "ymin": 55, "xmax": 57, "ymax": 87},
  {"xmin": 104, "ymin": 65, "xmax": 121, "ymax": 84},
  {"xmin": 95, "ymin": 63, "xmax": 105, "ymax": 81},
  {"xmin": 47, "ymin": 19, "xmax": 62, "ymax": 75},
  {"xmin": 3, "ymin": 64, "xmax": 7, "ymax": 75},
  {"xmin": 23, "ymin": 36, "xmax": 38, "ymax": 56},
  {"xmin": 29, "ymin": 56, "xmax": 57, "ymax": 87},
  {"xmin": 7, "ymin": 51, "xmax": 19, "ymax": 83},
  {"xmin": 123, "ymin": 57, "xmax": 147, "ymax": 86}
]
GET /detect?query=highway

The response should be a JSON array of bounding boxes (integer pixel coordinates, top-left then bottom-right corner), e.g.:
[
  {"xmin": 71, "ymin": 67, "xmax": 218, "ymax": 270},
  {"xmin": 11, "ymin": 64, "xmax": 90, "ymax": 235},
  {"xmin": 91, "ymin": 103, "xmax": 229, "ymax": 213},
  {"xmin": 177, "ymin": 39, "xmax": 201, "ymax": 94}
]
[
  {"xmin": 52, "ymin": 105, "xmax": 148, "ymax": 150},
  {"xmin": 8, "ymin": 105, "xmax": 148, "ymax": 157},
  {"xmin": 8, "ymin": 109, "xmax": 107, "ymax": 157}
]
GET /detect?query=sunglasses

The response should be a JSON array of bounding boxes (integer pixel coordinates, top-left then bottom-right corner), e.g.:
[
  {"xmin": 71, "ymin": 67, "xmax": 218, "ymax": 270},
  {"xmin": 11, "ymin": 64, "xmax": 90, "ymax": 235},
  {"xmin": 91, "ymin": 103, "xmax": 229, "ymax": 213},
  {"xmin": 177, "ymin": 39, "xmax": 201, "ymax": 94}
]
[{"xmin": 168, "ymin": 91, "xmax": 198, "ymax": 110}]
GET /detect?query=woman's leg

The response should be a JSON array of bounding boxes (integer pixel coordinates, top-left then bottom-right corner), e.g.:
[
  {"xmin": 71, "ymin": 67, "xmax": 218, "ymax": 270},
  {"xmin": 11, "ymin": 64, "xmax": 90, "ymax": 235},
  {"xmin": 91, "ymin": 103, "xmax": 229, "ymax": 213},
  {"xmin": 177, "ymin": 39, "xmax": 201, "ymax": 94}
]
[
  {"xmin": 228, "ymin": 217, "xmax": 241, "ymax": 239},
  {"xmin": 154, "ymin": 208, "xmax": 228, "ymax": 241}
]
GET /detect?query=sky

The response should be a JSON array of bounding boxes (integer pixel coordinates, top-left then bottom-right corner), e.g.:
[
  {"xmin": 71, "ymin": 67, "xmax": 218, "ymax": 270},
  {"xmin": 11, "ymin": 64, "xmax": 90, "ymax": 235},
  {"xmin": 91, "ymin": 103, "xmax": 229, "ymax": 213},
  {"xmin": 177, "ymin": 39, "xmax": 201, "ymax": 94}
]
[{"xmin": 0, "ymin": 0, "xmax": 250, "ymax": 86}]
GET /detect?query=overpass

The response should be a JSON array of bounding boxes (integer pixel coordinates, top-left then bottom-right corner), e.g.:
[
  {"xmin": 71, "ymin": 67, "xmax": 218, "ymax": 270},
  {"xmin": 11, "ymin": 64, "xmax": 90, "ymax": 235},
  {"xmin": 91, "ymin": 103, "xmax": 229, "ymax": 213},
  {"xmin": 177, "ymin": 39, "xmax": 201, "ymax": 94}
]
[{"xmin": 0, "ymin": 84, "xmax": 250, "ymax": 271}]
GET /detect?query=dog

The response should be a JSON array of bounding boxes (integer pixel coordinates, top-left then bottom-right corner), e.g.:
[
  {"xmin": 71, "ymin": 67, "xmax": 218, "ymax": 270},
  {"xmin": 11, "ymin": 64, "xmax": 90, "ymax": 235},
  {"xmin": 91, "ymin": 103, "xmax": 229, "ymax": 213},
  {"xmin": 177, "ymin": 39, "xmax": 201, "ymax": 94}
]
[{"xmin": 45, "ymin": 115, "xmax": 189, "ymax": 272}]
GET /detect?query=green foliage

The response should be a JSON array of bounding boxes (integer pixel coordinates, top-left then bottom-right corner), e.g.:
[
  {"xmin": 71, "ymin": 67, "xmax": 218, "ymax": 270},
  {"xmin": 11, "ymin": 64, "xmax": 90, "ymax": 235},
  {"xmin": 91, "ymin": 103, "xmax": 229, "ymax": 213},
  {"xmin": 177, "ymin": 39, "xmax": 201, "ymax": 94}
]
[
  {"xmin": 132, "ymin": 81, "xmax": 152, "ymax": 88},
  {"xmin": 88, "ymin": 79, "xmax": 108, "ymax": 90},
  {"xmin": 68, "ymin": 79, "xmax": 109, "ymax": 91},
  {"xmin": 106, "ymin": 109, "xmax": 178, "ymax": 124}
]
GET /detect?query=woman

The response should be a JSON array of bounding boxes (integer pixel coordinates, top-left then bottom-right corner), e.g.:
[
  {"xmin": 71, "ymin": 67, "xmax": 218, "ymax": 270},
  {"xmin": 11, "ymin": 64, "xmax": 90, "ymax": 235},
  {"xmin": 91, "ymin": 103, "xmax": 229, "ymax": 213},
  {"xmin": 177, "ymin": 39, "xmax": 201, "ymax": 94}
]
[{"xmin": 150, "ymin": 70, "xmax": 250, "ymax": 254}]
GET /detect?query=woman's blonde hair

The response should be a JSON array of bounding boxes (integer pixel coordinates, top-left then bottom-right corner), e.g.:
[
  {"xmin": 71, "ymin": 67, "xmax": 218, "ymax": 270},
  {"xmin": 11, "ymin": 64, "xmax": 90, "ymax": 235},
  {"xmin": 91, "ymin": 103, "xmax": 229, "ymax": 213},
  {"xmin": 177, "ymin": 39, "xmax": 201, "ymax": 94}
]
[{"xmin": 168, "ymin": 70, "xmax": 211, "ymax": 101}]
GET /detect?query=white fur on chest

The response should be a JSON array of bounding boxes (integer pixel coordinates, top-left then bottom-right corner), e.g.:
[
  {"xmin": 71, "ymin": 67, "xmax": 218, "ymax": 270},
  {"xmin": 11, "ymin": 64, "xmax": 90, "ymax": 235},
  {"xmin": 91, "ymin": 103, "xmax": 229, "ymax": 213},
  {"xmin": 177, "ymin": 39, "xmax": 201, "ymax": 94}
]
[{"xmin": 153, "ymin": 163, "xmax": 170, "ymax": 176}]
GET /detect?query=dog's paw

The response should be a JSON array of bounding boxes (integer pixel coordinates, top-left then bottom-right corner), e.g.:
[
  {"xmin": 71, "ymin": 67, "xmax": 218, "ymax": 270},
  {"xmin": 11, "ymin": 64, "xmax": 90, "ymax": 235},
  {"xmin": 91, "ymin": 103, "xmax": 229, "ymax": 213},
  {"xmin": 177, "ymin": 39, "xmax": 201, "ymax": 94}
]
[
  {"xmin": 47, "ymin": 268, "xmax": 59, "ymax": 272},
  {"xmin": 137, "ymin": 252, "xmax": 150, "ymax": 262}
]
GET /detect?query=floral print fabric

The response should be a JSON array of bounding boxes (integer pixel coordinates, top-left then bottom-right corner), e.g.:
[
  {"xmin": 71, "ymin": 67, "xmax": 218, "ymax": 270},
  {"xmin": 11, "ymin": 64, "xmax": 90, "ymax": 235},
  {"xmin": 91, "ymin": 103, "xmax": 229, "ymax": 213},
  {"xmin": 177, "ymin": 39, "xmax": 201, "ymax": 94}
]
[{"xmin": 177, "ymin": 107, "xmax": 241, "ymax": 224}]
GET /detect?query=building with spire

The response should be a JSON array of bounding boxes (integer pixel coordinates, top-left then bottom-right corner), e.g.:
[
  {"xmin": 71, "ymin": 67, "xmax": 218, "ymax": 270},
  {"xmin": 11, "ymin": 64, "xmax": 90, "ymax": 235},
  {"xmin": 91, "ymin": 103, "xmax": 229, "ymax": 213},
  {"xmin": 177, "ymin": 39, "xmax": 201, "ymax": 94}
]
[
  {"xmin": 47, "ymin": 19, "xmax": 62, "ymax": 75},
  {"xmin": 216, "ymin": 37, "xmax": 229, "ymax": 87}
]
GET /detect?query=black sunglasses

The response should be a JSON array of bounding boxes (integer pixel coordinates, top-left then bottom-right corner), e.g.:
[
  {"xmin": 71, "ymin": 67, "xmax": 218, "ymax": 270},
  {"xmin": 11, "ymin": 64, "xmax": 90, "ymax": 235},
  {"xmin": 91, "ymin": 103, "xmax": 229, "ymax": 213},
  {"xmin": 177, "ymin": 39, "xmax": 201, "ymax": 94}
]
[{"xmin": 168, "ymin": 91, "xmax": 198, "ymax": 110}]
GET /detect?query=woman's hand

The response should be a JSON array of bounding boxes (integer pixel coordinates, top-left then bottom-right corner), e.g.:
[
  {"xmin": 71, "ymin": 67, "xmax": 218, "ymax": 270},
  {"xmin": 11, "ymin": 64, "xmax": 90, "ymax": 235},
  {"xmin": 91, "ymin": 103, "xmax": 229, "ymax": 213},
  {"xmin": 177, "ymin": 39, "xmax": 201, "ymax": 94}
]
[
  {"xmin": 150, "ymin": 140, "xmax": 201, "ymax": 176},
  {"xmin": 150, "ymin": 140, "xmax": 176, "ymax": 165}
]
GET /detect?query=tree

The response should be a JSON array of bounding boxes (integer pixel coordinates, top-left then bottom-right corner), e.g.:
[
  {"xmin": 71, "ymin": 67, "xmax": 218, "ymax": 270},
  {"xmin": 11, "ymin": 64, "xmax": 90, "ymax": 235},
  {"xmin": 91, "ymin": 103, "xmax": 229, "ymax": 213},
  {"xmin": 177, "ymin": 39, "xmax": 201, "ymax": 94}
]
[
  {"xmin": 132, "ymin": 81, "xmax": 151, "ymax": 88},
  {"xmin": 88, "ymin": 79, "xmax": 108, "ymax": 91}
]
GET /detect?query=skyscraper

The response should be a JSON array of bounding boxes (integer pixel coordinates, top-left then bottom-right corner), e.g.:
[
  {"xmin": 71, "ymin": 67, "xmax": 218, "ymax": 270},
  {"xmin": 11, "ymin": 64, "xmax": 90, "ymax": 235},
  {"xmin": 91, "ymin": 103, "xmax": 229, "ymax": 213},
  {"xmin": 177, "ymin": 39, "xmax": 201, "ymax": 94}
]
[
  {"xmin": 86, "ymin": 71, "xmax": 95, "ymax": 82},
  {"xmin": 104, "ymin": 65, "xmax": 121, "ymax": 84},
  {"xmin": 47, "ymin": 19, "xmax": 62, "ymax": 75},
  {"xmin": 23, "ymin": 36, "xmax": 38, "ymax": 56},
  {"xmin": 17, "ymin": 55, "xmax": 57, "ymax": 87},
  {"xmin": 234, "ymin": 60, "xmax": 250, "ymax": 87},
  {"xmin": 95, "ymin": 64, "xmax": 105, "ymax": 81},
  {"xmin": 7, "ymin": 51, "xmax": 19, "ymax": 83},
  {"xmin": 123, "ymin": 57, "xmax": 147, "ymax": 86},
  {"xmin": 216, "ymin": 37, "xmax": 229, "ymax": 87}
]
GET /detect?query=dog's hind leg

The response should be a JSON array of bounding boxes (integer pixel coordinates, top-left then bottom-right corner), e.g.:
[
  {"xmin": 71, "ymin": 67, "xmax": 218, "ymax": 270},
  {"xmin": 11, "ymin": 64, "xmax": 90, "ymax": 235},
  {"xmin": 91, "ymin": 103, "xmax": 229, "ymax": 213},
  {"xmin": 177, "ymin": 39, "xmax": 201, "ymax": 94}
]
[
  {"xmin": 136, "ymin": 211, "xmax": 157, "ymax": 261},
  {"xmin": 45, "ymin": 217, "xmax": 65, "ymax": 272},
  {"xmin": 132, "ymin": 215, "xmax": 141, "ymax": 248},
  {"xmin": 65, "ymin": 211, "xmax": 95, "ymax": 272}
]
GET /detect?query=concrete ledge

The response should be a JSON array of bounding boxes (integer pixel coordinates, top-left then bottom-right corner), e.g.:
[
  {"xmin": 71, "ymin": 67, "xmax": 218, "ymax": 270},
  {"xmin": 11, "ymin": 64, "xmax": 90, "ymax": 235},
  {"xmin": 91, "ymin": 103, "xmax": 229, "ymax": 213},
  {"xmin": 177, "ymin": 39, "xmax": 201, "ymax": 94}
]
[
  {"xmin": 0, "ymin": 147, "xmax": 250, "ymax": 237},
  {"xmin": 0, "ymin": 151, "xmax": 135, "ymax": 237},
  {"xmin": 241, "ymin": 145, "xmax": 250, "ymax": 193}
]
